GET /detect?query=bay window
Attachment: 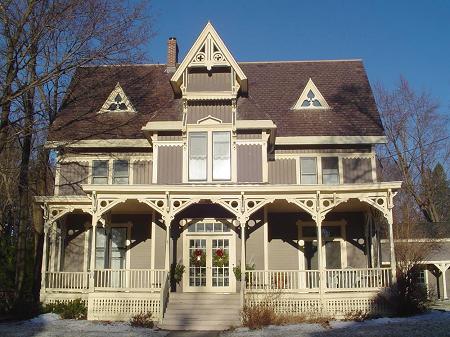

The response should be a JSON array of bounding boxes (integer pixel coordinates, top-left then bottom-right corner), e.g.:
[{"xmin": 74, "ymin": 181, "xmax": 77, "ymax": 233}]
[
  {"xmin": 188, "ymin": 131, "xmax": 231, "ymax": 182},
  {"xmin": 212, "ymin": 131, "xmax": 231, "ymax": 180},
  {"xmin": 321, "ymin": 157, "xmax": 339, "ymax": 184},
  {"xmin": 300, "ymin": 157, "xmax": 317, "ymax": 184},
  {"xmin": 92, "ymin": 160, "xmax": 108, "ymax": 184},
  {"xmin": 189, "ymin": 132, "xmax": 208, "ymax": 181},
  {"xmin": 113, "ymin": 160, "xmax": 129, "ymax": 184}
]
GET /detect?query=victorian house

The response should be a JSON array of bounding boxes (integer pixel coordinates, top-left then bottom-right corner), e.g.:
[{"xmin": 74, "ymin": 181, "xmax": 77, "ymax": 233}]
[{"xmin": 35, "ymin": 23, "xmax": 403, "ymax": 330}]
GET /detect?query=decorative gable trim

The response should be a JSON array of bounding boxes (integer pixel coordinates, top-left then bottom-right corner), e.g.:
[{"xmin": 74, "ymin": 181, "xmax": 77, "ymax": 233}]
[
  {"xmin": 170, "ymin": 22, "xmax": 247, "ymax": 95},
  {"xmin": 99, "ymin": 83, "xmax": 136, "ymax": 113},
  {"xmin": 197, "ymin": 115, "xmax": 223, "ymax": 125},
  {"xmin": 292, "ymin": 78, "xmax": 329, "ymax": 110}
]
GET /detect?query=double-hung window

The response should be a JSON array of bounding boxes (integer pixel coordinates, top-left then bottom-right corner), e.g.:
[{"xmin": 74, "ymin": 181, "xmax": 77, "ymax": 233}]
[
  {"xmin": 322, "ymin": 157, "xmax": 339, "ymax": 184},
  {"xmin": 300, "ymin": 157, "xmax": 317, "ymax": 184},
  {"xmin": 92, "ymin": 160, "xmax": 108, "ymax": 184},
  {"xmin": 188, "ymin": 131, "xmax": 231, "ymax": 181},
  {"xmin": 113, "ymin": 160, "xmax": 129, "ymax": 184},
  {"xmin": 212, "ymin": 131, "xmax": 231, "ymax": 180},
  {"xmin": 189, "ymin": 132, "xmax": 208, "ymax": 181}
]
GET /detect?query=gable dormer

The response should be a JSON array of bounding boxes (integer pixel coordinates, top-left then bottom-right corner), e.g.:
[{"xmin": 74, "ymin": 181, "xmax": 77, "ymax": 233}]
[
  {"xmin": 170, "ymin": 22, "xmax": 247, "ymax": 98},
  {"xmin": 99, "ymin": 82, "xmax": 136, "ymax": 113}
]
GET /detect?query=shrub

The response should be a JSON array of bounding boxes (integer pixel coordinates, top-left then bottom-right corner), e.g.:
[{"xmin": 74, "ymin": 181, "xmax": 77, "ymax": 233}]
[
  {"xmin": 170, "ymin": 263, "xmax": 185, "ymax": 287},
  {"xmin": 45, "ymin": 299, "xmax": 87, "ymax": 319},
  {"xmin": 375, "ymin": 266, "xmax": 432, "ymax": 316},
  {"xmin": 242, "ymin": 292, "xmax": 332, "ymax": 329},
  {"xmin": 233, "ymin": 263, "xmax": 255, "ymax": 282},
  {"xmin": 130, "ymin": 312, "xmax": 154, "ymax": 328}
]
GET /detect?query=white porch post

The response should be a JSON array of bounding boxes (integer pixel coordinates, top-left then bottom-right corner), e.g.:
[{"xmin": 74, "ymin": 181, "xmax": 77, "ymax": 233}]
[
  {"xmin": 387, "ymin": 212, "xmax": 397, "ymax": 283},
  {"xmin": 239, "ymin": 215, "xmax": 247, "ymax": 308},
  {"xmin": 164, "ymin": 215, "xmax": 172, "ymax": 271},
  {"xmin": 316, "ymin": 216, "xmax": 325, "ymax": 308},
  {"xmin": 437, "ymin": 264, "xmax": 449, "ymax": 300},
  {"xmin": 40, "ymin": 225, "xmax": 49, "ymax": 292},
  {"xmin": 89, "ymin": 214, "xmax": 98, "ymax": 291},
  {"xmin": 49, "ymin": 223, "xmax": 57, "ymax": 272}
]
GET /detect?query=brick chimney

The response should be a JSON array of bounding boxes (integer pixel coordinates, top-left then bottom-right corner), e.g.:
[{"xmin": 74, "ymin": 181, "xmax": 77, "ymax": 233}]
[{"xmin": 166, "ymin": 37, "xmax": 178, "ymax": 72}]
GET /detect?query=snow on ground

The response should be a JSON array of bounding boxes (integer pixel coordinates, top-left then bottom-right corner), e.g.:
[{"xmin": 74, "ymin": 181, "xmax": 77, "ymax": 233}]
[
  {"xmin": 0, "ymin": 313, "xmax": 170, "ymax": 337},
  {"xmin": 221, "ymin": 311, "xmax": 450, "ymax": 337}
]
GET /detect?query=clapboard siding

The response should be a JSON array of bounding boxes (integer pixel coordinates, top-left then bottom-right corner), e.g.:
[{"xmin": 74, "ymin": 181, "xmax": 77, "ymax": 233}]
[
  {"xmin": 187, "ymin": 101, "xmax": 232, "ymax": 124},
  {"xmin": 157, "ymin": 146, "xmax": 183, "ymax": 184},
  {"xmin": 342, "ymin": 158, "xmax": 373, "ymax": 183},
  {"xmin": 268, "ymin": 158, "xmax": 297, "ymax": 184},
  {"xmin": 58, "ymin": 161, "xmax": 89, "ymax": 195},
  {"xmin": 187, "ymin": 68, "xmax": 231, "ymax": 92},
  {"xmin": 237, "ymin": 144, "xmax": 263, "ymax": 183},
  {"xmin": 133, "ymin": 160, "xmax": 152, "ymax": 184}
]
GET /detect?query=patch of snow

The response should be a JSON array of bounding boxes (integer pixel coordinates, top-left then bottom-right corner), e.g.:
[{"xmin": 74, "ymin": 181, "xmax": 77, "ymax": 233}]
[{"xmin": 23, "ymin": 313, "xmax": 61, "ymax": 325}]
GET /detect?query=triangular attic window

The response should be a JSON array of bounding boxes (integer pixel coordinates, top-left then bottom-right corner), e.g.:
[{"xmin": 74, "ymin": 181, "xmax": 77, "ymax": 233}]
[
  {"xmin": 99, "ymin": 83, "xmax": 136, "ymax": 113},
  {"xmin": 292, "ymin": 78, "xmax": 329, "ymax": 110}
]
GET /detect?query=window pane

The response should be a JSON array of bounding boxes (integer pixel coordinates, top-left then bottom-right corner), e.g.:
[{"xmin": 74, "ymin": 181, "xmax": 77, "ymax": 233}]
[
  {"xmin": 189, "ymin": 132, "xmax": 207, "ymax": 181},
  {"xmin": 93, "ymin": 160, "xmax": 108, "ymax": 184},
  {"xmin": 213, "ymin": 131, "xmax": 231, "ymax": 180},
  {"xmin": 113, "ymin": 160, "xmax": 129, "ymax": 184},
  {"xmin": 95, "ymin": 229, "xmax": 107, "ymax": 269},
  {"xmin": 300, "ymin": 157, "xmax": 317, "ymax": 184},
  {"xmin": 322, "ymin": 157, "xmax": 339, "ymax": 184}
]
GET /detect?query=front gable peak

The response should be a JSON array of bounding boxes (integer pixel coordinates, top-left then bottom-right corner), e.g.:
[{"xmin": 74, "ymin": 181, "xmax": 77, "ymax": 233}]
[{"xmin": 170, "ymin": 22, "xmax": 247, "ymax": 96}]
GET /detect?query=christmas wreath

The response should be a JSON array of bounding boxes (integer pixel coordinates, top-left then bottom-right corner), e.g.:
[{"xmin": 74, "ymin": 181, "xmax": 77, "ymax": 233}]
[
  {"xmin": 212, "ymin": 248, "xmax": 229, "ymax": 267},
  {"xmin": 190, "ymin": 249, "xmax": 206, "ymax": 267}
]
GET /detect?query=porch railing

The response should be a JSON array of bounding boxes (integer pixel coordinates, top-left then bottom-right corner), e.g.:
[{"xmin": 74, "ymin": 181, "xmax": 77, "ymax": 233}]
[
  {"xmin": 45, "ymin": 271, "xmax": 88, "ymax": 291},
  {"xmin": 94, "ymin": 269, "xmax": 165, "ymax": 291},
  {"xmin": 246, "ymin": 270, "xmax": 320, "ymax": 291},
  {"xmin": 246, "ymin": 268, "xmax": 391, "ymax": 292},
  {"xmin": 325, "ymin": 268, "xmax": 391, "ymax": 289},
  {"xmin": 44, "ymin": 269, "xmax": 165, "ymax": 292}
]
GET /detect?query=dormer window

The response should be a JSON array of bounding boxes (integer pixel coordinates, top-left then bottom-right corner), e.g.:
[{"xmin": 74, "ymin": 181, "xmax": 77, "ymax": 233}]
[
  {"xmin": 293, "ymin": 78, "xmax": 329, "ymax": 110},
  {"xmin": 99, "ymin": 82, "xmax": 136, "ymax": 113}
]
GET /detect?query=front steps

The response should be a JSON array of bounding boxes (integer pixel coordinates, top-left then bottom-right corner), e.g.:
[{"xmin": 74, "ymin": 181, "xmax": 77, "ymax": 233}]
[{"xmin": 160, "ymin": 293, "xmax": 241, "ymax": 331}]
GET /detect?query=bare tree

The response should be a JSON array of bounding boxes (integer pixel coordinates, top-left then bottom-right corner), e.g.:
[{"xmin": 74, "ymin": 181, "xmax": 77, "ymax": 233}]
[
  {"xmin": 375, "ymin": 77, "xmax": 450, "ymax": 222},
  {"xmin": 0, "ymin": 0, "xmax": 153, "ymax": 301}
]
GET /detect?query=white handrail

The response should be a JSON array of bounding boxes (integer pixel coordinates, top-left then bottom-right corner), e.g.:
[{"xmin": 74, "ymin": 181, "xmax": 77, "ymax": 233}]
[
  {"xmin": 45, "ymin": 271, "xmax": 88, "ymax": 291},
  {"xmin": 245, "ymin": 270, "xmax": 320, "ymax": 291},
  {"xmin": 325, "ymin": 268, "xmax": 391, "ymax": 289},
  {"xmin": 159, "ymin": 271, "xmax": 170, "ymax": 321},
  {"xmin": 94, "ymin": 269, "xmax": 166, "ymax": 290}
]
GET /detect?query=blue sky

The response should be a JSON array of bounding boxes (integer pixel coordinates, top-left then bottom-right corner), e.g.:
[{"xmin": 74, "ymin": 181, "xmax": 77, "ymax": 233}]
[{"xmin": 146, "ymin": 0, "xmax": 449, "ymax": 112}]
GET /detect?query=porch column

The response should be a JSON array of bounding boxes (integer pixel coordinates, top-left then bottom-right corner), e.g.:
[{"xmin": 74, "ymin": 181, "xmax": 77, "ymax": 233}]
[
  {"xmin": 239, "ymin": 216, "xmax": 247, "ymax": 272},
  {"xmin": 163, "ymin": 215, "xmax": 172, "ymax": 271},
  {"xmin": 49, "ymin": 223, "xmax": 57, "ymax": 272},
  {"xmin": 437, "ymin": 264, "xmax": 449, "ymax": 300},
  {"xmin": 89, "ymin": 214, "xmax": 98, "ymax": 291},
  {"xmin": 316, "ymin": 216, "xmax": 325, "ymax": 308},
  {"xmin": 387, "ymin": 213, "xmax": 397, "ymax": 283},
  {"xmin": 40, "ymin": 224, "xmax": 49, "ymax": 292}
]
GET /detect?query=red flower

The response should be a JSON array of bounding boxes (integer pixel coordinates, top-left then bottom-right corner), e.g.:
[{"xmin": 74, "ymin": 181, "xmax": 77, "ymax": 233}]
[
  {"xmin": 216, "ymin": 249, "xmax": 224, "ymax": 257},
  {"xmin": 194, "ymin": 249, "xmax": 203, "ymax": 257}
]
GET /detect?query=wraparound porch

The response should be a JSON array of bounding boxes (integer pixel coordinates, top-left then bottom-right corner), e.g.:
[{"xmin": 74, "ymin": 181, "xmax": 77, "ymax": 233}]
[{"xmin": 34, "ymin": 182, "xmax": 401, "ymax": 320}]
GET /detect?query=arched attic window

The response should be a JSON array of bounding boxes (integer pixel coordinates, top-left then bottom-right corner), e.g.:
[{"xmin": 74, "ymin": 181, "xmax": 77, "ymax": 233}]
[
  {"xmin": 99, "ymin": 82, "xmax": 136, "ymax": 113},
  {"xmin": 292, "ymin": 78, "xmax": 329, "ymax": 110}
]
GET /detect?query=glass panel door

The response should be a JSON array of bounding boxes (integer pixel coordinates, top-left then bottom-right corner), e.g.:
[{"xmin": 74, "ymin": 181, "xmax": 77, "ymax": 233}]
[
  {"xmin": 188, "ymin": 239, "xmax": 207, "ymax": 287},
  {"xmin": 211, "ymin": 239, "xmax": 230, "ymax": 288}
]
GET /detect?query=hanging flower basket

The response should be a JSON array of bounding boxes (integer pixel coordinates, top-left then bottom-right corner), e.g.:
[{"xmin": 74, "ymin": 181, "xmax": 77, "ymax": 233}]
[
  {"xmin": 213, "ymin": 248, "xmax": 229, "ymax": 267},
  {"xmin": 190, "ymin": 249, "xmax": 206, "ymax": 267}
]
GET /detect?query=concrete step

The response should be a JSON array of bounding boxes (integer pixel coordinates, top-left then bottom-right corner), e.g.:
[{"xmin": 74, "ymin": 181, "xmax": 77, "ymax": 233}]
[{"xmin": 160, "ymin": 319, "xmax": 240, "ymax": 331}]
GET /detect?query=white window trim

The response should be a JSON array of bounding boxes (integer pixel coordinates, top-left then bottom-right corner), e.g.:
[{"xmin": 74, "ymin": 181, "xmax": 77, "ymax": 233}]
[
  {"xmin": 185, "ymin": 128, "xmax": 235, "ymax": 183},
  {"xmin": 292, "ymin": 78, "xmax": 330, "ymax": 110},
  {"xmin": 95, "ymin": 222, "xmax": 132, "ymax": 270}
]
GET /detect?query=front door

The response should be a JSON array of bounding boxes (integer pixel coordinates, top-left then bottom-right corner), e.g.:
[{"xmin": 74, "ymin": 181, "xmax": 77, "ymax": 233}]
[{"xmin": 183, "ymin": 219, "xmax": 236, "ymax": 292}]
